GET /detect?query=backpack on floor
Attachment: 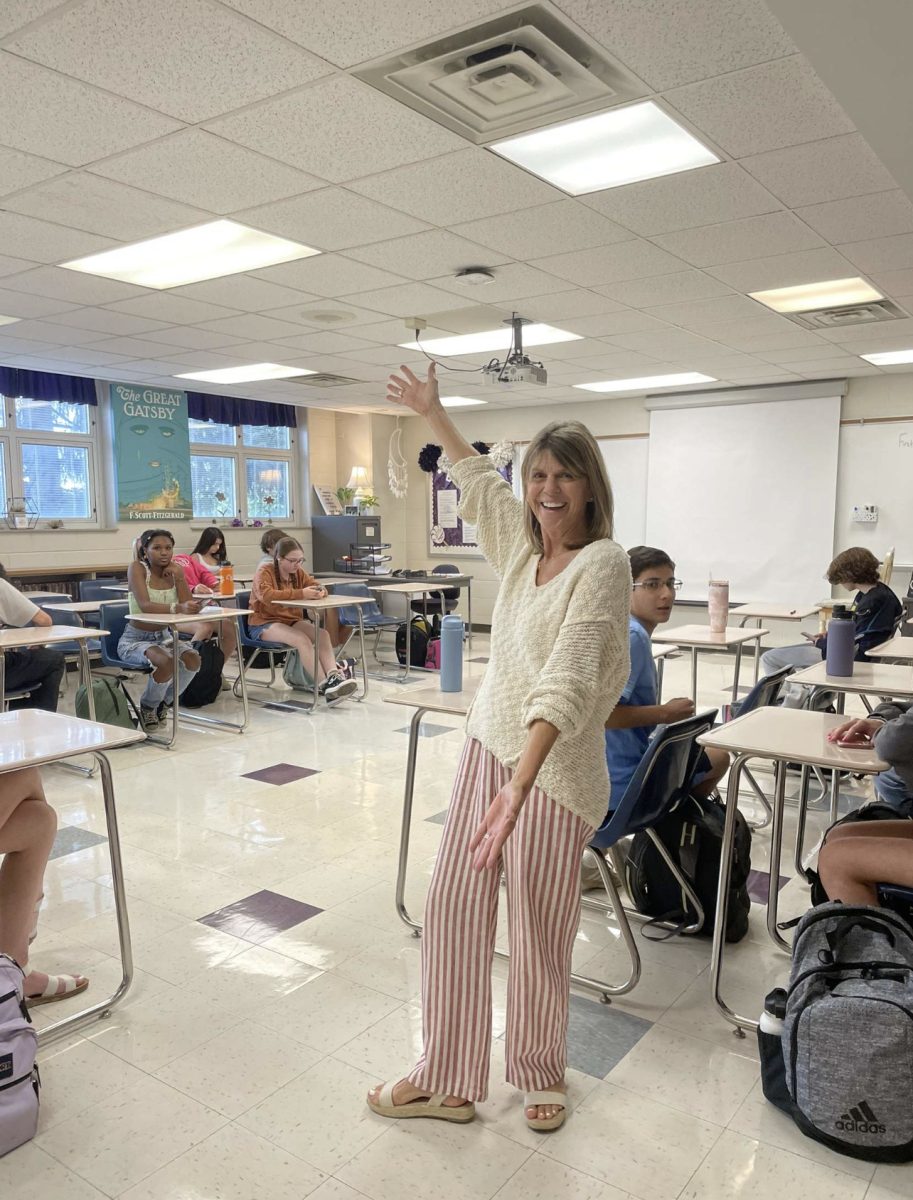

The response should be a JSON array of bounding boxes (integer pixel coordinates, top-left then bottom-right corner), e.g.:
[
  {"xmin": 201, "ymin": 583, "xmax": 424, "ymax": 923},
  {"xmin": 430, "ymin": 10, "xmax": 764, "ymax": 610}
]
[
  {"xmin": 759, "ymin": 901, "xmax": 913, "ymax": 1162},
  {"xmin": 179, "ymin": 640, "xmax": 224, "ymax": 708},
  {"xmin": 396, "ymin": 615, "xmax": 432, "ymax": 666},
  {"xmin": 625, "ymin": 793, "xmax": 752, "ymax": 942},
  {"xmin": 75, "ymin": 677, "xmax": 135, "ymax": 729},
  {"xmin": 806, "ymin": 802, "xmax": 913, "ymax": 906},
  {"xmin": 282, "ymin": 649, "xmax": 316, "ymax": 691},
  {"xmin": 0, "ymin": 954, "xmax": 40, "ymax": 1158},
  {"xmin": 425, "ymin": 637, "xmax": 441, "ymax": 670}
]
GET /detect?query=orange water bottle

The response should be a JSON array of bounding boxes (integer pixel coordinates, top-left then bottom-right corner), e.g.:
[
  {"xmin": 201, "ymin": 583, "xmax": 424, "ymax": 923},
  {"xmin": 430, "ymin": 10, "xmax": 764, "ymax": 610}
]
[{"xmin": 219, "ymin": 563, "xmax": 234, "ymax": 596}]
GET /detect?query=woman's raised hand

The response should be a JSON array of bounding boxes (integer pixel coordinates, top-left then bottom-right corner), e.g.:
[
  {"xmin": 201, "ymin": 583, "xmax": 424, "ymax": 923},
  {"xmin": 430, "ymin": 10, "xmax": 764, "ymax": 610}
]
[{"xmin": 386, "ymin": 363, "xmax": 440, "ymax": 417}]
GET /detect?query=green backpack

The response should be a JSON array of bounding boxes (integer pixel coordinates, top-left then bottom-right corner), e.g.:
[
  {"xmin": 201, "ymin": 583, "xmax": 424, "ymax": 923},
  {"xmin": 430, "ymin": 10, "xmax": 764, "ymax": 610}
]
[
  {"xmin": 75, "ymin": 678, "xmax": 135, "ymax": 729},
  {"xmin": 282, "ymin": 649, "xmax": 316, "ymax": 691}
]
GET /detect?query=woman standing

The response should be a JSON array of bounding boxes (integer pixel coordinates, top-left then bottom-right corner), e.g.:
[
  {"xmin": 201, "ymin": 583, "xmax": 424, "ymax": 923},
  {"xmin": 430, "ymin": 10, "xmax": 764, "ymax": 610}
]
[{"xmin": 368, "ymin": 364, "xmax": 631, "ymax": 1131}]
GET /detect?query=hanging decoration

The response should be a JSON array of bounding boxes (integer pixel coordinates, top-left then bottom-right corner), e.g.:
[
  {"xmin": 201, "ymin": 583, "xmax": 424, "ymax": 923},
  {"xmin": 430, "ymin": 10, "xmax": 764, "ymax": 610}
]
[{"xmin": 387, "ymin": 420, "xmax": 408, "ymax": 499}]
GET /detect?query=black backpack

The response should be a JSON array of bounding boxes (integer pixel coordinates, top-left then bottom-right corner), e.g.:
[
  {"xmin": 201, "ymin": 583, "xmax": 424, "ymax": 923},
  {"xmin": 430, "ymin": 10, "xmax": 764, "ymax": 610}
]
[
  {"xmin": 807, "ymin": 802, "xmax": 913, "ymax": 906},
  {"xmin": 625, "ymin": 792, "xmax": 752, "ymax": 942},
  {"xmin": 179, "ymin": 640, "xmax": 224, "ymax": 707},
  {"xmin": 395, "ymin": 615, "xmax": 433, "ymax": 666}
]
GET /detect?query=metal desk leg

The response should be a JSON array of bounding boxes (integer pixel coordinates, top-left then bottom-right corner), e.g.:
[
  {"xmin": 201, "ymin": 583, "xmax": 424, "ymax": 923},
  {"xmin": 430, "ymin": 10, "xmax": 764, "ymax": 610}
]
[
  {"xmin": 656, "ymin": 656, "xmax": 665, "ymax": 701},
  {"xmin": 731, "ymin": 643, "xmax": 744, "ymax": 705},
  {"xmin": 0, "ymin": 651, "xmax": 6, "ymax": 711},
  {"xmin": 710, "ymin": 752, "xmax": 755, "ymax": 1034},
  {"xmin": 354, "ymin": 610, "xmax": 368, "ymax": 701},
  {"xmin": 78, "ymin": 639, "xmax": 96, "ymax": 720},
  {"xmin": 395, "ymin": 707, "xmax": 424, "ymax": 934},
  {"xmin": 766, "ymin": 760, "xmax": 790, "ymax": 952},
  {"xmin": 38, "ymin": 751, "xmax": 133, "ymax": 1046},
  {"xmin": 177, "ymin": 616, "xmax": 251, "ymax": 733},
  {"xmin": 753, "ymin": 618, "xmax": 762, "ymax": 685},
  {"xmin": 690, "ymin": 647, "xmax": 698, "ymax": 703},
  {"xmin": 467, "ymin": 581, "xmax": 473, "ymax": 651}
]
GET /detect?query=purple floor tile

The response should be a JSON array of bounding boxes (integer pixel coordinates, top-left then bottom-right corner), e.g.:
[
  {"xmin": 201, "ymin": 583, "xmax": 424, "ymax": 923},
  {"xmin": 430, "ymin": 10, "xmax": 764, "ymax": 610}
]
[
  {"xmin": 395, "ymin": 723, "xmax": 452, "ymax": 739},
  {"xmin": 425, "ymin": 810, "xmax": 449, "ymax": 825},
  {"xmin": 198, "ymin": 890, "xmax": 322, "ymax": 943},
  {"xmin": 747, "ymin": 869, "xmax": 790, "ymax": 904},
  {"xmin": 242, "ymin": 762, "xmax": 320, "ymax": 785},
  {"xmin": 470, "ymin": 657, "xmax": 490, "ymax": 664}
]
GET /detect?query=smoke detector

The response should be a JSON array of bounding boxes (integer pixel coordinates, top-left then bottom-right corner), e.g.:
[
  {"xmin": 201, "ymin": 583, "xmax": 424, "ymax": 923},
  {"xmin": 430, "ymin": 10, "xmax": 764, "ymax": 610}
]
[
  {"xmin": 354, "ymin": 4, "xmax": 643, "ymax": 144},
  {"xmin": 454, "ymin": 267, "xmax": 495, "ymax": 286},
  {"xmin": 785, "ymin": 299, "xmax": 908, "ymax": 331}
]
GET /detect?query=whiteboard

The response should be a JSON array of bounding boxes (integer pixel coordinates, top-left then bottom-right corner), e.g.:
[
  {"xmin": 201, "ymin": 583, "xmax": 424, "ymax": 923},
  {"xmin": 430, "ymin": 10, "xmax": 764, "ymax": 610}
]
[
  {"xmin": 512, "ymin": 436, "xmax": 647, "ymax": 549},
  {"xmin": 836, "ymin": 420, "xmax": 913, "ymax": 568},
  {"xmin": 645, "ymin": 396, "xmax": 841, "ymax": 603}
]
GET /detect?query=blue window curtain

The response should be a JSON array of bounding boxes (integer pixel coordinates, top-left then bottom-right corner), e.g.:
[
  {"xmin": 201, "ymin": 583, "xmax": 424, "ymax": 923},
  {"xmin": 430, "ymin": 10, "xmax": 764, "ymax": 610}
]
[
  {"xmin": 186, "ymin": 392, "xmax": 298, "ymax": 429},
  {"xmin": 0, "ymin": 366, "xmax": 97, "ymax": 405}
]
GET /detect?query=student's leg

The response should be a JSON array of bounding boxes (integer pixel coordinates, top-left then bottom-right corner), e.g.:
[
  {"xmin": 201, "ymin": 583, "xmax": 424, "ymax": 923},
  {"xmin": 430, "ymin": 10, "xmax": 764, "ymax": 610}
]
[
  {"xmin": 0, "ymin": 768, "xmax": 55, "ymax": 967},
  {"xmin": 759, "ymin": 643, "xmax": 823, "ymax": 707},
  {"xmin": 257, "ymin": 621, "xmax": 332, "ymax": 683},
  {"xmin": 818, "ymin": 822, "xmax": 913, "ymax": 905},
  {"xmin": 691, "ymin": 748, "xmax": 731, "ymax": 799},
  {"xmin": 4, "ymin": 647, "xmax": 66, "ymax": 712},
  {"xmin": 163, "ymin": 647, "xmax": 201, "ymax": 704},
  {"xmin": 874, "ymin": 768, "xmax": 913, "ymax": 815}
]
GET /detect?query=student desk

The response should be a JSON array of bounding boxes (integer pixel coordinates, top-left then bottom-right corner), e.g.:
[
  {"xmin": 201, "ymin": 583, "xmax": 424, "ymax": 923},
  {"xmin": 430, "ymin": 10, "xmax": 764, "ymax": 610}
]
[
  {"xmin": 384, "ymin": 682, "xmax": 637, "ymax": 1003},
  {"xmin": 40, "ymin": 600, "xmax": 103, "ymax": 616},
  {"xmin": 650, "ymin": 625, "xmax": 767, "ymax": 705},
  {"xmin": 127, "ymin": 609, "xmax": 251, "ymax": 746},
  {"xmin": 0, "ymin": 625, "xmax": 103, "ymax": 719},
  {"xmin": 275, "ymin": 594, "xmax": 371, "ymax": 711},
  {"xmin": 867, "ymin": 636, "xmax": 913, "ymax": 662},
  {"xmin": 652, "ymin": 643, "xmax": 679, "ymax": 700},
  {"xmin": 731, "ymin": 603, "xmax": 821, "ymax": 685},
  {"xmin": 370, "ymin": 580, "xmax": 472, "ymax": 679},
  {"xmin": 698, "ymin": 707, "xmax": 887, "ymax": 1034},
  {"xmin": 0, "ymin": 709, "xmax": 144, "ymax": 1045},
  {"xmin": 19, "ymin": 591, "xmax": 75, "ymax": 603}
]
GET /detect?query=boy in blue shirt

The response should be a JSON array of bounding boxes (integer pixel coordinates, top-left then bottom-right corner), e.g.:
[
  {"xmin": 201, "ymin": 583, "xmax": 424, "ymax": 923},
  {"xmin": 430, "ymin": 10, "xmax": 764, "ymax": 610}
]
[{"xmin": 604, "ymin": 546, "xmax": 729, "ymax": 812}]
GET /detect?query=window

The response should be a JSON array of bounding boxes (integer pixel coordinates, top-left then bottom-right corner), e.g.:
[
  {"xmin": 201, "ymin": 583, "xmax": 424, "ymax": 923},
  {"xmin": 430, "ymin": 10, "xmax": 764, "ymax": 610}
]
[
  {"xmin": 189, "ymin": 421, "xmax": 295, "ymax": 522},
  {"xmin": 0, "ymin": 396, "xmax": 98, "ymax": 523}
]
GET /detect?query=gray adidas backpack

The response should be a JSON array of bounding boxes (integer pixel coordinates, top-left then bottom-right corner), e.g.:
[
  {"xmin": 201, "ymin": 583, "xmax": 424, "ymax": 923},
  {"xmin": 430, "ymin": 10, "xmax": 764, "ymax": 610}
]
[
  {"xmin": 0, "ymin": 954, "xmax": 40, "ymax": 1157},
  {"xmin": 759, "ymin": 901, "xmax": 913, "ymax": 1162}
]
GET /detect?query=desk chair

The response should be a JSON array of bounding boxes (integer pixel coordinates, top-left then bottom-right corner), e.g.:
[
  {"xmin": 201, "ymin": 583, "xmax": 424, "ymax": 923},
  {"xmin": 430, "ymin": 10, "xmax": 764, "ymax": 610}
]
[
  {"xmin": 2, "ymin": 685, "xmax": 34, "ymax": 711},
  {"xmin": 721, "ymin": 665, "xmax": 792, "ymax": 828},
  {"xmin": 96, "ymin": 600, "xmax": 149, "ymax": 723},
  {"xmin": 878, "ymin": 884, "xmax": 913, "ymax": 926},
  {"xmin": 233, "ymin": 590, "xmax": 289, "ymax": 697},
  {"xmin": 79, "ymin": 577, "xmax": 125, "ymax": 627},
  {"xmin": 409, "ymin": 563, "xmax": 460, "ymax": 619},
  {"xmin": 39, "ymin": 604, "xmax": 101, "ymax": 694},
  {"xmin": 880, "ymin": 546, "xmax": 895, "ymax": 588},
  {"xmin": 584, "ymin": 710, "xmax": 719, "ymax": 945},
  {"xmin": 332, "ymin": 582, "xmax": 400, "ymax": 663}
]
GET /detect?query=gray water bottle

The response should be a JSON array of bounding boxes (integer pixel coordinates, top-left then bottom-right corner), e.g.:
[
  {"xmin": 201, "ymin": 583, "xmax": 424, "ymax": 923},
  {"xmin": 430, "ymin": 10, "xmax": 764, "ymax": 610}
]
[
  {"xmin": 825, "ymin": 604, "xmax": 855, "ymax": 677},
  {"xmin": 440, "ymin": 613, "xmax": 464, "ymax": 692}
]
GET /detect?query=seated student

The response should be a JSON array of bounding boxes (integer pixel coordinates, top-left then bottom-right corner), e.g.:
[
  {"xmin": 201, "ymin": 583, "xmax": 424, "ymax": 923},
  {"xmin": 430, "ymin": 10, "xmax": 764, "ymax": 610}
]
[
  {"xmin": 256, "ymin": 526, "xmax": 352, "ymax": 657},
  {"xmin": 0, "ymin": 766, "xmax": 88, "ymax": 1005},
  {"xmin": 604, "ymin": 546, "xmax": 730, "ymax": 813},
  {"xmin": 257, "ymin": 527, "xmax": 288, "ymax": 566},
  {"xmin": 119, "ymin": 530, "xmax": 202, "ymax": 730},
  {"xmin": 0, "ymin": 562, "xmax": 65, "ymax": 712},
  {"xmin": 760, "ymin": 547, "xmax": 901, "ymax": 706},
  {"xmin": 828, "ymin": 704, "xmax": 913, "ymax": 815},
  {"xmin": 249, "ymin": 536, "xmax": 356, "ymax": 703},
  {"xmin": 817, "ymin": 814, "xmax": 913, "ymax": 907},
  {"xmin": 173, "ymin": 527, "xmax": 238, "ymax": 667}
]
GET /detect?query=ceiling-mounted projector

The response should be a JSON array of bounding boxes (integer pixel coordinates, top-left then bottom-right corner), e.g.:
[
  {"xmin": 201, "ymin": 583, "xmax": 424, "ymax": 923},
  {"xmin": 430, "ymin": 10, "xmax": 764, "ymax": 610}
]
[{"xmin": 483, "ymin": 313, "xmax": 548, "ymax": 385}]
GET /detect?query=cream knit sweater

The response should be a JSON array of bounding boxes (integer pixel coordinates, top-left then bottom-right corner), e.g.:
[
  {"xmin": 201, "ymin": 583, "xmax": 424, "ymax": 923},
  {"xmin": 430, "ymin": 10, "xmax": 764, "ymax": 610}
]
[{"xmin": 451, "ymin": 454, "xmax": 631, "ymax": 830}]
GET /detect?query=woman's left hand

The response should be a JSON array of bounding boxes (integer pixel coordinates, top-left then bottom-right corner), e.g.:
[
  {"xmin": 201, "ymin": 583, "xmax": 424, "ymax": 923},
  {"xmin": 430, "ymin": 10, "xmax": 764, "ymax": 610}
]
[{"xmin": 469, "ymin": 778, "xmax": 527, "ymax": 871}]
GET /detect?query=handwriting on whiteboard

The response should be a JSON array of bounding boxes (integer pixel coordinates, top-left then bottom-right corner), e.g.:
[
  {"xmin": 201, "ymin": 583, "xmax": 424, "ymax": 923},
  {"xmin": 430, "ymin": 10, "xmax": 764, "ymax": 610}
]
[{"xmin": 900, "ymin": 433, "xmax": 913, "ymax": 448}]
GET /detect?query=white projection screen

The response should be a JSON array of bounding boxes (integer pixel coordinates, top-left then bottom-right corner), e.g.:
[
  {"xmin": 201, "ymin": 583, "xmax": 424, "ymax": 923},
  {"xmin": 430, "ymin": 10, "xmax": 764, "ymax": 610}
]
[{"xmin": 645, "ymin": 395, "xmax": 841, "ymax": 604}]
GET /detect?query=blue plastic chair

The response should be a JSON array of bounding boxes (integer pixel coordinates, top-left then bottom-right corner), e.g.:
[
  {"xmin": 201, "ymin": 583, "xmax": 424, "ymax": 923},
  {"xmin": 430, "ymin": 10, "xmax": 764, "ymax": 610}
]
[
  {"xmin": 722, "ymin": 665, "xmax": 792, "ymax": 828},
  {"xmin": 878, "ymin": 884, "xmax": 913, "ymax": 925},
  {"xmin": 39, "ymin": 603, "xmax": 100, "ymax": 695},
  {"xmin": 331, "ymin": 582, "xmax": 400, "ymax": 662},
  {"xmin": 233, "ymin": 590, "xmax": 289, "ymax": 697},
  {"xmin": 78, "ymin": 577, "xmax": 126, "ymax": 627},
  {"xmin": 585, "ymin": 709, "xmax": 719, "ymax": 938}
]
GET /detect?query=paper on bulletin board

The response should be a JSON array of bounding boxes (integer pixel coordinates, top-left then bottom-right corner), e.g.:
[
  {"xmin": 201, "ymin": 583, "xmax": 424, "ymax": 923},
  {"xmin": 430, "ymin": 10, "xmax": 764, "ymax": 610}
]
[
  {"xmin": 461, "ymin": 521, "xmax": 478, "ymax": 543},
  {"xmin": 436, "ymin": 490, "xmax": 459, "ymax": 529}
]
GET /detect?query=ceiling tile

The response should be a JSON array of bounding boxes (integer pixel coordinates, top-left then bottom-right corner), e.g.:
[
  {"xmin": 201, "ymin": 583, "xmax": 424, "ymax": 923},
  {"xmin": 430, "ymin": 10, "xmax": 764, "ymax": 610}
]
[
  {"xmin": 0, "ymin": 145, "xmax": 67, "ymax": 198},
  {"xmin": 603, "ymin": 328, "xmax": 722, "ymax": 353},
  {"xmin": 0, "ymin": 211, "xmax": 116, "ymax": 263},
  {"xmin": 105, "ymin": 294, "xmax": 242, "ymax": 324},
  {"xmin": 90, "ymin": 129, "xmax": 324, "ymax": 214},
  {"xmin": 169, "ymin": 275, "xmax": 321, "ymax": 312},
  {"xmin": 740, "ymin": 134, "xmax": 897, "ymax": 207},
  {"xmin": 560, "ymin": 311, "xmax": 670, "ymax": 338},
  {"xmin": 195, "ymin": 313, "xmax": 314, "ymax": 341},
  {"xmin": 47, "ymin": 307, "xmax": 169, "ymax": 336},
  {"xmin": 666, "ymin": 56, "xmax": 854, "ymax": 158},
  {"xmin": 707, "ymin": 246, "xmax": 857, "ymax": 292},
  {"xmin": 796, "ymin": 191, "xmax": 913, "ymax": 245},
  {"xmin": 816, "ymin": 316, "xmax": 913, "ymax": 345},
  {"xmin": 0, "ymin": 1, "xmax": 72, "ymax": 38},
  {"xmin": 0, "ymin": 265, "xmax": 149, "ymax": 305},
  {"xmin": 339, "ymin": 281, "xmax": 479, "ymax": 319},
  {"xmin": 271, "ymin": 331, "xmax": 376, "ymax": 355},
  {"xmin": 0, "ymin": 256, "xmax": 41, "ymax": 279},
  {"xmin": 206, "ymin": 74, "xmax": 463, "ymax": 182},
  {"xmin": 836, "ymin": 234, "xmax": 913, "ymax": 275},
  {"xmin": 0, "ymin": 286, "xmax": 75, "ymax": 319},
  {"xmin": 652, "ymin": 211, "xmax": 823, "ymax": 268},
  {"xmin": 236, "ymin": 188, "xmax": 429, "ymax": 251},
  {"xmin": 89, "ymin": 334, "xmax": 192, "ymax": 358},
  {"xmin": 6, "ymin": 0, "xmax": 332, "ymax": 123},
  {"xmin": 0, "ymin": 51, "xmax": 181, "ymax": 166},
  {"xmin": 428, "ymin": 263, "xmax": 569, "ymax": 304},
  {"xmin": 348, "ymin": 148, "xmax": 562, "ymax": 226},
  {"xmin": 451, "ymin": 201, "xmax": 634, "ymax": 259},
  {"xmin": 558, "ymin": 0, "xmax": 795, "ymax": 89},
  {"xmin": 258, "ymin": 300, "xmax": 390, "ymax": 329},
  {"xmin": 865, "ymin": 269, "xmax": 913, "ymax": 297},
  {"xmin": 709, "ymin": 327, "xmax": 826, "ymax": 352},
  {"xmin": 557, "ymin": 350, "xmax": 665, "ymax": 372},
  {"xmin": 45, "ymin": 345, "xmax": 134, "ymax": 366},
  {"xmin": 250, "ymin": 253, "xmax": 409, "ymax": 297},
  {"xmin": 757, "ymin": 344, "xmax": 851, "ymax": 364},
  {"xmin": 2, "ymin": 318, "xmax": 105, "ymax": 345},
  {"xmin": 218, "ymin": 0, "xmax": 508, "ymax": 69},
  {"xmin": 3, "ymin": 173, "xmax": 208, "ymax": 241},
  {"xmin": 132, "ymin": 325, "xmax": 251, "ymax": 350},
  {"xmin": 518, "ymin": 290, "xmax": 627, "ymax": 321},
  {"xmin": 580, "ymin": 162, "xmax": 781, "ymax": 236},
  {"xmin": 531, "ymin": 240, "xmax": 686, "ymax": 287},
  {"xmin": 593, "ymin": 271, "xmax": 735, "ymax": 308},
  {"xmin": 344, "ymin": 229, "xmax": 512, "ymax": 281},
  {"xmin": 643, "ymin": 294, "xmax": 771, "ymax": 331}
]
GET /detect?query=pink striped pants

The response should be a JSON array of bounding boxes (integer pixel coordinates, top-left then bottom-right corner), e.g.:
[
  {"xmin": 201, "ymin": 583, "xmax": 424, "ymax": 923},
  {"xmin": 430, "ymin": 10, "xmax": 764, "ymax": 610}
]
[{"xmin": 408, "ymin": 738, "xmax": 593, "ymax": 1102}]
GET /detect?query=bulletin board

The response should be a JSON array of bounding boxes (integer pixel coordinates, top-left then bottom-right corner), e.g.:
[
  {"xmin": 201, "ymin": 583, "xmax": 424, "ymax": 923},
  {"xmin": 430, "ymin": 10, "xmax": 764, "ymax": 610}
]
[{"xmin": 428, "ymin": 462, "xmax": 513, "ymax": 557}]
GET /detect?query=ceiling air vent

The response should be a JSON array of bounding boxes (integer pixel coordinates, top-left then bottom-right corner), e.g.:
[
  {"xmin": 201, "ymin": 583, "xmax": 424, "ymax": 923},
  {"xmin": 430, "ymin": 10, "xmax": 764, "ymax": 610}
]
[
  {"xmin": 354, "ymin": 4, "xmax": 644, "ymax": 144},
  {"xmin": 289, "ymin": 373, "xmax": 365, "ymax": 388},
  {"xmin": 786, "ymin": 300, "xmax": 908, "ymax": 331}
]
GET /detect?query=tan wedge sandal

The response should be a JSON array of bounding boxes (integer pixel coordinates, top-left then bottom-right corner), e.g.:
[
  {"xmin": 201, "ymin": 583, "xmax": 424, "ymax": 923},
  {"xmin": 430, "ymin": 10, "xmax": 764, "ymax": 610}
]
[{"xmin": 368, "ymin": 1081, "xmax": 475, "ymax": 1123}]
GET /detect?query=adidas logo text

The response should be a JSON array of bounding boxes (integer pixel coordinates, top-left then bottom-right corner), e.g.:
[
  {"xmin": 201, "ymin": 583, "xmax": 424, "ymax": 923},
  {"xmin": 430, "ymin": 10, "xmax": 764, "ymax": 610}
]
[{"xmin": 835, "ymin": 1100, "xmax": 886, "ymax": 1135}]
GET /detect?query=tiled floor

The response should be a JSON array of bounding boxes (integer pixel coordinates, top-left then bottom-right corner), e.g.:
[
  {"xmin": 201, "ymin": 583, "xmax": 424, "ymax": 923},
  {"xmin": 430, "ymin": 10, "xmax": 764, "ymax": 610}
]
[{"xmin": 8, "ymin": 644, "xmax": 911, "ymax": 1199}]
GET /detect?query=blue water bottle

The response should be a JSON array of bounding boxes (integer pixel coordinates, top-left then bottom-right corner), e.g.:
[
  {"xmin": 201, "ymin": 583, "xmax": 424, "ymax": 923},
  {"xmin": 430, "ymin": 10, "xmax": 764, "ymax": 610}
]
[
  {"xmin": 825, "ymin": 604, "xmax": 855, "ymax": 677},
  {"xmin": 440, "ymin": 614, "xmax": 464, "ymax": 692}
]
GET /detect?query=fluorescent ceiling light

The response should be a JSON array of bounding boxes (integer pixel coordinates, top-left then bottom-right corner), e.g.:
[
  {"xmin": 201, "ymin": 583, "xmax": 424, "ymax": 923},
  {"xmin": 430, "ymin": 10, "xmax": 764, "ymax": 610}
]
[
  {"xmin": 860, "ymin": 349, "xmax": 913, "ymax": 366},
  {"xmin": 62, "ymin": 220, "xmax": 320, "ymax": 289},
  {"xmin": 399, "ymin": 323, "xmax": 581, "ymax": 356},
  {"xmin": 750, "ymin": 277, "xmax": 883, "ymax": 313},
  {"xmin": 0, "ymin": 315, "xmax": 21, "ymax": 327},
  {"xmin": 574, "ymin": 372, "xmax": 716, "ymax": 394},
  {"xmin": 440, "ymin": 396, "xmax": 488, "ymax": 408},
  {"xmin": 176, "ymin": 363, "xmax": 317, "ymax": 384},
  {"xmin": 490, "ymin": 100, "xmax": 719, "ymax": 195}
]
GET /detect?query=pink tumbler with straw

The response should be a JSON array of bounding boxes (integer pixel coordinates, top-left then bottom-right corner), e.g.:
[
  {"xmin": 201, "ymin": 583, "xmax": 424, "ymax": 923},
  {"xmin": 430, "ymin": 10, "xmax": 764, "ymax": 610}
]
[{"xmin": 708, "ymin": 579, "xmax": 729, "ymax": 633}]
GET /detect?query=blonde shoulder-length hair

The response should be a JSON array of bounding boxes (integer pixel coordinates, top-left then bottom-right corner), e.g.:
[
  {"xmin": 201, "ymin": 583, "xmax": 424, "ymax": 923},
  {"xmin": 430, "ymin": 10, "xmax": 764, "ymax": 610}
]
[{"xmin": 521, "ymin": 421, "xmax": 614, "ymax": 554}]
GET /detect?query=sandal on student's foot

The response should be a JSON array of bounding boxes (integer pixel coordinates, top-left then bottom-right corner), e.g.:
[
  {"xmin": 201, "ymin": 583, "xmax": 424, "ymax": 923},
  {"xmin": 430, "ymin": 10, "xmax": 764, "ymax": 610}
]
[
  {"xmin": 525, "ymin": 1090, "xmax": 567, "ymax": 1132},
  {"xmin": 367, "ymin": 1082, "xmax": 475, "ymax": 1123},
  {"xmin": 23, "ymin": 965, "xmax": 89, "ymax": 1008}
]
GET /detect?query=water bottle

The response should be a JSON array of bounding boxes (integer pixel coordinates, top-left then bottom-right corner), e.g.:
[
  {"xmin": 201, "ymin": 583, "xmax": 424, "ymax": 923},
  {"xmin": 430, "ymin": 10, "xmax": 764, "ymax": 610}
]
[
  {"xmin": 218, "ymin": 563, "xmax": 234, "ymax": 596},
  {"xmin": 759, "ymin": 987, "xmax": 786, "ymax": 1037},
  {"xmin": 825, "ymin": 604, "xmax": 855, "ymax": 677},
  {"xmin": 708, "ymin": 579, "xmax": 729, "ymax": 633},
  {"xmin": 440, "ymin": 614, "xmax": 464, "ymax": 693}
]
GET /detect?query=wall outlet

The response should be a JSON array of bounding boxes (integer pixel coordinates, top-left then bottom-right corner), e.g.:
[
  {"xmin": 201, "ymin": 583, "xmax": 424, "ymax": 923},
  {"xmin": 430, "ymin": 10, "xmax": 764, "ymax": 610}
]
[{"xmin": 851, "ymin": 504, "xmax": 879, "ymax": 524}]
